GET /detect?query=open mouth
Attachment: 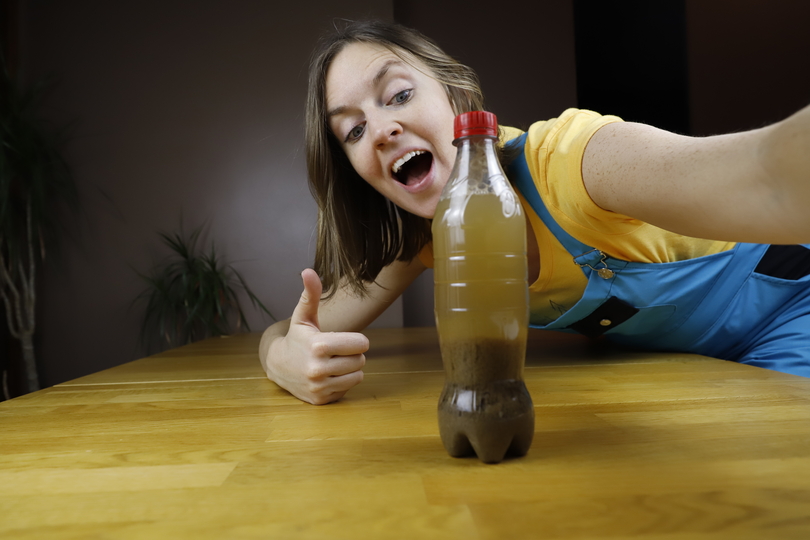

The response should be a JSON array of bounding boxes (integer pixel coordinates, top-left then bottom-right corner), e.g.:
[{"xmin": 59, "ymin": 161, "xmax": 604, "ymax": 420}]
[{"xmin": 392, "ymin": 150, "xmax": 433, "ymax": 187}]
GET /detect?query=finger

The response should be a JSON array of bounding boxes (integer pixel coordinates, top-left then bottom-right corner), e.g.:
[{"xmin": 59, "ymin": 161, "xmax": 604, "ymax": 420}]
[
  {"xmin": 327, "ymin": 369, "xmax": 364, "ymax": 391},
  {"xmin": 312, "ymin": 332, "xmax": 369, "ymax": 358},
  {"xmin": 306, "ymin": 352, "xmax": 365, "ymax": 381},
  {"xmin": 307, "ymin": 370, "xmax": 365, "ymax": 405},
  {"xmin": 323, "ymin": 353, "xmax": 366, "ymax": 377},
  {"xmin": 291, "ymin": 268, "xmax": 323, "ymax": 329}
]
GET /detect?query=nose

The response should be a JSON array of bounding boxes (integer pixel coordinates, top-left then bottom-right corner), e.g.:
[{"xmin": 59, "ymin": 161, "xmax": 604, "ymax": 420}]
[{"xmin": 372, "ymin": 116, "xmax": 402, "ymax": 148}]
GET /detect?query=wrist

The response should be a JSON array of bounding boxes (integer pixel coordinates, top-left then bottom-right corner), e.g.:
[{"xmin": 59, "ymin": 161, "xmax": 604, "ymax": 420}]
[{"xmin": 259, "ymin": 319, "xmax": 290, "ymax": 380}]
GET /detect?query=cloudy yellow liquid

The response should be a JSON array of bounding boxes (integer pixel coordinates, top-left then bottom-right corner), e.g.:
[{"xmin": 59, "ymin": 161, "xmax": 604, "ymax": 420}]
[{"xmin": 432, "ymin": 191, "xmax": 529, "ymax": 384}]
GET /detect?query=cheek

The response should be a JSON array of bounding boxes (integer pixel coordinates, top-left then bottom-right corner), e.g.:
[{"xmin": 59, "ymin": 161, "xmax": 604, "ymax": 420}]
[
  {"xmin": 431, "ymin": 108, "xmax": 456, "ymax": 153},
  {"xmin": 434, "ymin": 127, "xmax": 456, "ymax": 166},
  {"xmin": 346, "ymin": 148, "xmax": 384, "ymax": 183},
  {"xmin": 342, "ymin": 145, "xmax": 365, "ymax": 170}
]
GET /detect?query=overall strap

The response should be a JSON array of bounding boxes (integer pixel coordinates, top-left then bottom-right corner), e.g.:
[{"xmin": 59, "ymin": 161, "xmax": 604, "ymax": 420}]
[{"xmin": 505, "ymin": 133, "xmax": 594, "ymax": 258}]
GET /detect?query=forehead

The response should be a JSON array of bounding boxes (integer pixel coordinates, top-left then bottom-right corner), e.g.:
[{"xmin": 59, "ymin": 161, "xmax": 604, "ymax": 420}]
[
  {"xmin": 331, "ymin": 41, "xmax": 400, "ymax": 76},
  {"xmin": 325, "ymin": 42, "xmax": 427, "ymax": 106}
]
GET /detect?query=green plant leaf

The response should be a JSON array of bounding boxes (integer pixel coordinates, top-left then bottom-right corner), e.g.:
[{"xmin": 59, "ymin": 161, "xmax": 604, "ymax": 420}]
[{"xmin": 134, "ymin": 224, "xmax": 276, "ymax": 353}]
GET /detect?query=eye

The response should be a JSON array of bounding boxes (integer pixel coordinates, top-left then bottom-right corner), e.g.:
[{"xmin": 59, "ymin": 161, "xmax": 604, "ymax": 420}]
[
  {"xmin": 346, "ymin": 123, "xmax": 365, "ymax": 142},
  {"xmin": 391, "ymin": 89, "xmax": 412, "ymax": 105}
]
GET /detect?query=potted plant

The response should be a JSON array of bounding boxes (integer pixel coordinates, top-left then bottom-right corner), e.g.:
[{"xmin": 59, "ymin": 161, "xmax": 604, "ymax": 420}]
[
  {"xmin": 135, "ymin": 225, "xmax": 275, "ymax": 353},
  {"xmin": 0, "ymin": 59, "xmax": 77, "ymax": 396}
]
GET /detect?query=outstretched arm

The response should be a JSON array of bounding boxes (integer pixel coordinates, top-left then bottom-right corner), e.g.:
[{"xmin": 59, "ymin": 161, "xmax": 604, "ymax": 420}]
[
  {"xmin": 583, "ymin": 103, "xmax": 810, "ymax": 244},
  {"xmin": 259, "ymin": 256, "xmax": 426, "ymax": 405}
]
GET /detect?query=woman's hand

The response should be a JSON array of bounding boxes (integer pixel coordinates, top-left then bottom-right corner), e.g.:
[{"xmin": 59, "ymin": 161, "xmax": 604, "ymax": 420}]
[
  {"xmin": 258, "ymin": 256, "xmax": 426, "ymax": 404},
  {"xmin": 261, "ymin": 269, "xmax": 369, "ymax": 405}
]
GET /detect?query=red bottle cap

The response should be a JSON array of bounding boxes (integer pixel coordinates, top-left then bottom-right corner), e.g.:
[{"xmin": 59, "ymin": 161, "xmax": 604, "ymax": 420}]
[{"xmin": 454, "ymin": 111, "xmax": 498, "ymax": 139}]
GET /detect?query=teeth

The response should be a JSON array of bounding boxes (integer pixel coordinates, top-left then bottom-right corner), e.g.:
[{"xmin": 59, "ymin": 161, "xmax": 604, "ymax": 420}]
[{"xmin": 392, "ymin": 150, "xmax": 426, "ymax": 174}]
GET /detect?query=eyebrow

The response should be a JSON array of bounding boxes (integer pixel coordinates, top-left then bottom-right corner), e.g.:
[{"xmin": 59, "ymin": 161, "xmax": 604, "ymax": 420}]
[
  {"xmin": 326, "ymin": 59, "xmax": 404, "ymax": 120},
  {"xmin": 373, "ymin": 59, "xmax": 400, "ymax": 86}
]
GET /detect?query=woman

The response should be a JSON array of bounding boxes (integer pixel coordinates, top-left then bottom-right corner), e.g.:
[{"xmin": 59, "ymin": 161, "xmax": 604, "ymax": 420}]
[{"xmin": 259, "ymin": 20, "xmax": 810, "ymax": 405}]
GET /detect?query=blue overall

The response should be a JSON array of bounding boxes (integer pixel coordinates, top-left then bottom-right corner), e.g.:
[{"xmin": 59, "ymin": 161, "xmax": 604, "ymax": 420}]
[{"xmin": 506, "ymin": 133, "xmax": 810, "ymax": 377}]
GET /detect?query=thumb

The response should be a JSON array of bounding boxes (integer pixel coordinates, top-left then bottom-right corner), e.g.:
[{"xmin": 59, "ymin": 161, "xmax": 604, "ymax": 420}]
[{"xmin": 291, "ymin": 268, "xmax": 322, "ymax": 329}]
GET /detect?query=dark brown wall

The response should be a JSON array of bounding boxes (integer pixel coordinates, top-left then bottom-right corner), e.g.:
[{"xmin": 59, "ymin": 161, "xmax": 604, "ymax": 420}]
[
  {"xmin": 15, "ymin": 0, "xmax": 809, "ymax": 390},
  {"xmin": 686, "ymin": 0, "xmax": 810, "ymax": 135},
  {"xmin": 21, "ymin": 0, "xmax": 396, "ymax": 388},
  {"xmin": 394, "ymin": 0, "xmax": 578, "ymax": 129}
]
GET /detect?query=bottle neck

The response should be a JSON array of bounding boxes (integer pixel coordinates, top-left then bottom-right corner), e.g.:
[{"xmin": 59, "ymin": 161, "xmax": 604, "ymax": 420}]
[
  {"xmin": 454, "ymin": 134, "xmax": 498, "ymax": 148},
  {"xmin": 451, "ymin": 135, "xmax": 502, "ymax": 183},
  {"xmin": 454, "ymin": 135, "xmax": 499, "ymax": 159}
]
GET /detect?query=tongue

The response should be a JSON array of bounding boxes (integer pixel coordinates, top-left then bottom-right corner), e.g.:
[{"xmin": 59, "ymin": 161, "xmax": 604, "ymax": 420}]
[{"xmin": 401, "ymin": 153, "xmax": 432, "ymax": 186}]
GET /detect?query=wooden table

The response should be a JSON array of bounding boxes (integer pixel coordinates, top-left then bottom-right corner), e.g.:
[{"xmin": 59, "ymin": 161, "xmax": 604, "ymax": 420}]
[{"xmin": 1, "ymin": 327, "xmax": 809, "ymax": 539}]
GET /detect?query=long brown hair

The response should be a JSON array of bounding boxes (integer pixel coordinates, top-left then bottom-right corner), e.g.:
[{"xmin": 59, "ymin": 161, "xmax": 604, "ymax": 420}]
[{"xmin": 306, "ymin": 20, "xmax": 485, "ymax": 298}]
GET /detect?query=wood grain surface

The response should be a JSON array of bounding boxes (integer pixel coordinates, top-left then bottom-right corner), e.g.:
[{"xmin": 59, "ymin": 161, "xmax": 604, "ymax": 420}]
[{"xmin": 1, "ymin": 327, "xmax": 809, "ymax": 539}]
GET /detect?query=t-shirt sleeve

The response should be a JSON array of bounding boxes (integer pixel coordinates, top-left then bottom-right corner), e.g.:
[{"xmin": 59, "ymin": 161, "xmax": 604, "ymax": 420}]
[
  {"xmin": 524, "ymin": 108, "xmax": 735, "ymax": 263},
  {"xmin": 525, "ymin": 108, "xmax": 631, "ymax": 240}
]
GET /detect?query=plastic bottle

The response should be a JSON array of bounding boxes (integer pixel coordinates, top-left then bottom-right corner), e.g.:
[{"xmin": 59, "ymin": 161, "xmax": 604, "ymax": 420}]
[{"xmin": 432, "ymin": 110, "xmax": 534, "ymax": 464}]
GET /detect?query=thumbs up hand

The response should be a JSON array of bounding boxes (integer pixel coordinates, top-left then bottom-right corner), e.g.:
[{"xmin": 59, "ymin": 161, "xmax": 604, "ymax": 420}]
[{"xmin": 268, "ymin": 269, "xmax": 369, "ymax": 405}]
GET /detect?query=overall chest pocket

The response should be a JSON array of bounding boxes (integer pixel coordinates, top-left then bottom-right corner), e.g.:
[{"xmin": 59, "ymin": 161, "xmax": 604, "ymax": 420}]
[{"xmin": 564, "ymin": 295, "xmax": 677, "ymax": 341}]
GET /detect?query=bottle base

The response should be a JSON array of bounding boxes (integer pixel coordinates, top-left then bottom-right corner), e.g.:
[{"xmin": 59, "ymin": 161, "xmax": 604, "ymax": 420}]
[{"xmin": 437, "ymin": 381, "xmax": 535, "ymax": 464}]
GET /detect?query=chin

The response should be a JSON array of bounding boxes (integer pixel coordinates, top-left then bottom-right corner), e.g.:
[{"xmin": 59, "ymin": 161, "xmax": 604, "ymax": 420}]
[{"xmin": 414, "ymin": 202, "xmax": 438, "ymax": 220}]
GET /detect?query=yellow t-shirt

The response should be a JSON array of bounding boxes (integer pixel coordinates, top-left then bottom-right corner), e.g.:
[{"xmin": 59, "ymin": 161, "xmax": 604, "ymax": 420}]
[{"xmin": 421, "ymin": 109, "xmax": 736, "ymax": 325}]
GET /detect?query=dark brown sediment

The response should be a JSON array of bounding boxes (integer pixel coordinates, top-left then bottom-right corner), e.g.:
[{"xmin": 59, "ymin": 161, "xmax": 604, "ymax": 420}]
[
  {"xmin": 438, "ymin": 338, "xmax": 526, "ymax": 386},
  {"xmin": 437, "ymin": 379, "xmax": 535, "ymax": 464}
]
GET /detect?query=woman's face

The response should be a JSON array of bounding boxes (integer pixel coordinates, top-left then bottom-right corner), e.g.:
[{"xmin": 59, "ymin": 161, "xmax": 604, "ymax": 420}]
[{"xmin": 325, "ymin": 42, "xmax": 457, "ymax": 219}]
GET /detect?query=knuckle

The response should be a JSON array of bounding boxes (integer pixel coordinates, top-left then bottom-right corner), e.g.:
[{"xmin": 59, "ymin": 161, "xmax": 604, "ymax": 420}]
[
  {"xmin": 305, "ymin": 364, "xmax": 325, "ymax": 381},
  {"xmin": 311, "ymin": 340, "xmax": 330, "ymax": 357},
  {"xmin": 306, "ymin": 380, "xmax": 325, "ymax": 396}
]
